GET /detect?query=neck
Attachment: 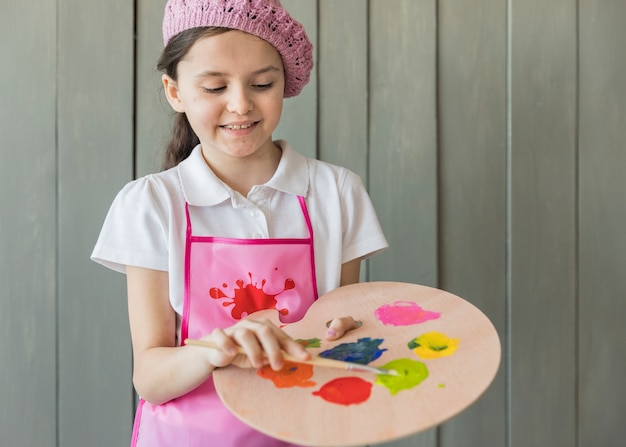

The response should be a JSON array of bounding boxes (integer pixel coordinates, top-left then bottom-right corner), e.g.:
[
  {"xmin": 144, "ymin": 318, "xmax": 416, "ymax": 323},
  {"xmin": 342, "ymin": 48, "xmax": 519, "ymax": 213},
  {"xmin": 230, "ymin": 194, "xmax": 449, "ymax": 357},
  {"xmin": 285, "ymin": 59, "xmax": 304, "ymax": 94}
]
[{"xmin": 201, "ymin": 143, "xmax": 282, "ymax": 196}]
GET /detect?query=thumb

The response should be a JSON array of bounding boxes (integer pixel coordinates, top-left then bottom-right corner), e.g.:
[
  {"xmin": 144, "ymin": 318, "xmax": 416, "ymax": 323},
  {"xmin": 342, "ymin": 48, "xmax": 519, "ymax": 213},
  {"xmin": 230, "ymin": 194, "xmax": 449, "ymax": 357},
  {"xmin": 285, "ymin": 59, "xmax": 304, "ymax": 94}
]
[{"xmin": 325, "ymin": 317, "xmax": 362, "ymax": 341}]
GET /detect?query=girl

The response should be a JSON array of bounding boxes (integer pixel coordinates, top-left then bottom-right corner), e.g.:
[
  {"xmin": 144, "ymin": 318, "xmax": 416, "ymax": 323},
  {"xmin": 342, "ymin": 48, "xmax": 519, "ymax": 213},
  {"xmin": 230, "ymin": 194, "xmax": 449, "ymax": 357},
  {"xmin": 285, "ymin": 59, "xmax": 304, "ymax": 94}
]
[{"xmin": 92, "ymin": 0, "xmax": 388, "ymax": 445}]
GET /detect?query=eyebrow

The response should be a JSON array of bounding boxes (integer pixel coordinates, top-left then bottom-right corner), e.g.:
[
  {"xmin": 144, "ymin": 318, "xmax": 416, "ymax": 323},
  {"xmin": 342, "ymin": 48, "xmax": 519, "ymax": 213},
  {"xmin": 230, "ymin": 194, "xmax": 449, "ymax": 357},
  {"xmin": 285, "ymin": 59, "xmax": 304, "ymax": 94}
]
[{"xmin": 194, "ymin": 65, "xmax": 281, "ymax": 79}]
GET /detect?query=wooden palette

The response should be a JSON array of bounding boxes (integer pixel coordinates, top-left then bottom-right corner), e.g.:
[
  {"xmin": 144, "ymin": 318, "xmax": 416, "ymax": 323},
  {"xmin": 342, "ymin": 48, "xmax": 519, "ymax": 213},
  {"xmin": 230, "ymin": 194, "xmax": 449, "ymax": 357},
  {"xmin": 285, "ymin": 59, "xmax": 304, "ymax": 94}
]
[{"xmin": 213, "ymin": 281, "xmax": 501, "ymax": 446}]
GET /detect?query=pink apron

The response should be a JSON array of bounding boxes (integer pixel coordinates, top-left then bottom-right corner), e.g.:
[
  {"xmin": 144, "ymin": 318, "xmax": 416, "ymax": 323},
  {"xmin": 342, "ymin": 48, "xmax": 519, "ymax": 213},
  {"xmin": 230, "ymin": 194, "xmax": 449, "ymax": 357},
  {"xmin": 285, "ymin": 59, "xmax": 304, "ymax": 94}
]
[{"xmin": 131, "ymin": 196, "xmax": 318, "ymax": 447}]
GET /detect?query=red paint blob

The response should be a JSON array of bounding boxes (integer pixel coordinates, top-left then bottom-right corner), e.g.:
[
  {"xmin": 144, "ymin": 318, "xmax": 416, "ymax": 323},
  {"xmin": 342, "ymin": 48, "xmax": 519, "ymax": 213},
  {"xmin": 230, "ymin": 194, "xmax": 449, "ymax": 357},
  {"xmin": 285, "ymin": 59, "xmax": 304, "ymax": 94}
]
[{"xmin": 312, "ymin": 377, "xmax": 373, "ymax": 406}]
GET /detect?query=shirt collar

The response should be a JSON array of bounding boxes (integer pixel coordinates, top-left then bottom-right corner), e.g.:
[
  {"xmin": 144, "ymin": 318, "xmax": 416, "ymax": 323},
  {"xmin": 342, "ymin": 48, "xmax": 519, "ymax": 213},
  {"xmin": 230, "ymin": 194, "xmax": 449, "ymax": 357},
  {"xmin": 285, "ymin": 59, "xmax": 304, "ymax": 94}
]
[
  {"xmin": 266, "ymin": 140, "xmax": 310, "ymax": 197},
  {"xmin": 177, "ymin": 140, "xmax": 309, "ymax": 207}
]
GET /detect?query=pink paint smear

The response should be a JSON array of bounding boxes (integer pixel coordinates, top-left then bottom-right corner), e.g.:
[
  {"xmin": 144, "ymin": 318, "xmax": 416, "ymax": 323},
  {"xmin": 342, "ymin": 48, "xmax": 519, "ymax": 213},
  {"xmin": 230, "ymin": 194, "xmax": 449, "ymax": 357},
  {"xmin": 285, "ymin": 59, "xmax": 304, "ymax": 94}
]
[{"xmin": 375, "ymin": 301, "xmax": 441, "ymax": 326}]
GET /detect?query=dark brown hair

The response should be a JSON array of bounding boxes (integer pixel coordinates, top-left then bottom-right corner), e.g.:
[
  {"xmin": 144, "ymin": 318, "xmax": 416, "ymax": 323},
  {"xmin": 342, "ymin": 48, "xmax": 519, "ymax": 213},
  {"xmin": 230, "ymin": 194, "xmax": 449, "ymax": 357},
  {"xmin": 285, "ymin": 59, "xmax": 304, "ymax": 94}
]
[{"xmin": 157, "ymin": 27, "xmax": 231, "ymax": 170}]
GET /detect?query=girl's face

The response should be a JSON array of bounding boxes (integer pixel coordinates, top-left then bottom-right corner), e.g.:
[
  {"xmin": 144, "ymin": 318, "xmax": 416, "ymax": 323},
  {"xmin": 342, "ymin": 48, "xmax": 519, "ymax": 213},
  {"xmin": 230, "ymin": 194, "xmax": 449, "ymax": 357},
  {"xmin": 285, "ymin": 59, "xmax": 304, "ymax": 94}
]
[{"xmin": 163, "ymin": 30, "xmax": 285, "ymax": 164}]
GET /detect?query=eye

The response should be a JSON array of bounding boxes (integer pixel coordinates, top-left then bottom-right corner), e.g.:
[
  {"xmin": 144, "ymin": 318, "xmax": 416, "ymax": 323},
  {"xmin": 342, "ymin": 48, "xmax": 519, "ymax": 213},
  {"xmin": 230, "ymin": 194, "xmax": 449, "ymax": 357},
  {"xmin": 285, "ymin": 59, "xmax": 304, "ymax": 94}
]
[
  {"xmin": 253, "ymin": 82, "xmax": 273, "ymax": 90},
  {"xmin": 202, "ymin": 86, "xmax": 226, "ymax": 94}
]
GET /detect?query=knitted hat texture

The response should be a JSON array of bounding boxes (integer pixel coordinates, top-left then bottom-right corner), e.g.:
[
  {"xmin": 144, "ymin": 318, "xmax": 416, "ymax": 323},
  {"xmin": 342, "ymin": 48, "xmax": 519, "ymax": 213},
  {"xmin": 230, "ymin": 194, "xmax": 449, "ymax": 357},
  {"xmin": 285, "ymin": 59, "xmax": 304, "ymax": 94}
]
[{"xmin": 163, "ymin": 0, "xmax": 313, "ymax": 97}]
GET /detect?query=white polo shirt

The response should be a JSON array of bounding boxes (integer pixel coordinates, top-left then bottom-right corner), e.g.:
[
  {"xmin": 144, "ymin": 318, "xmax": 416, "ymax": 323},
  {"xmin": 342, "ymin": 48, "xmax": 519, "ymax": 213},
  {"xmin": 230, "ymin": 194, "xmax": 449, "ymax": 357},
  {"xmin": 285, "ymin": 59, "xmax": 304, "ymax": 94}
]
[{"xmin": 92, "ymin": 140, "xmax": 388, "ymax": 315}]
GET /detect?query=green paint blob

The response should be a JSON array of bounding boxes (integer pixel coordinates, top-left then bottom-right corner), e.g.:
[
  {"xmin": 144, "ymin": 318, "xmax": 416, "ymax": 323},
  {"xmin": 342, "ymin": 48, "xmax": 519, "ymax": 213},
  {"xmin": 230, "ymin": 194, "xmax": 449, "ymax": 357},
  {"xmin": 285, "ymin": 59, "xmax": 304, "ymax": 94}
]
[
  {"xmin": 297, "ymin": 338, "xmax": 321, "ymax": 348},
  {"xmin": 375, "ymin": 358, "xmax": 429, "ymax": 395}
]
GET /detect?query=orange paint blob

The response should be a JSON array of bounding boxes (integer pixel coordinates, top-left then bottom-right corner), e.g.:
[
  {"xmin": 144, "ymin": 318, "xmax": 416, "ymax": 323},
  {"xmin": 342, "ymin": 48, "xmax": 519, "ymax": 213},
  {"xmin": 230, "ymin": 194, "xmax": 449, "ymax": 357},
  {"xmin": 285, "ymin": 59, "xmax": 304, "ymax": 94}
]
[
  {"xmin": 312, "ymin": 377, "xmax": 373, "ymax": 405},
  {"xmin": 257, "ymin": 361, "xmax": 316, "ymax": 389}
]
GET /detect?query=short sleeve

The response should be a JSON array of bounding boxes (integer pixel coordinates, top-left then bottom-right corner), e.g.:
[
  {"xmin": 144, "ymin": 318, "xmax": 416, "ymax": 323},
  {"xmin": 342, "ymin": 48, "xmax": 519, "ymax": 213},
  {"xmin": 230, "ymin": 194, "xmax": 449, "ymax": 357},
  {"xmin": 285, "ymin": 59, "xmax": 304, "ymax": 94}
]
[
  {"xmin": 91, "ymin": 177, "xmax": 170, "ymax": 273},
  {"xmin": 339, "ymin": 170, "xmax": 388, "ymax": 263}
]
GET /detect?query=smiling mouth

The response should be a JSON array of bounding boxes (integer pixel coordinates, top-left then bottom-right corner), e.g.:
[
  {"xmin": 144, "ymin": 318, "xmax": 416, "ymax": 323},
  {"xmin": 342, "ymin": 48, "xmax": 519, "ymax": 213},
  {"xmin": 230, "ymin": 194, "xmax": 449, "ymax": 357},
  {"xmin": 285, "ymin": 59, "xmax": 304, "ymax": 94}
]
[{"xmin": 222, "ymin": 122, "xmax": 256, "ymax": 130}]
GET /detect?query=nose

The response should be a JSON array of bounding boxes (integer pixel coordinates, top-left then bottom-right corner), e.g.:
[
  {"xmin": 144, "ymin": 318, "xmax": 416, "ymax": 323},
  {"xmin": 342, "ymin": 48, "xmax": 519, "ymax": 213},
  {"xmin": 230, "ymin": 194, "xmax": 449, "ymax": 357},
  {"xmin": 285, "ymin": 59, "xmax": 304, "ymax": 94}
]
[{"xmin": 226, "ymin": 86, "xmax": 253, "ymax": 115}]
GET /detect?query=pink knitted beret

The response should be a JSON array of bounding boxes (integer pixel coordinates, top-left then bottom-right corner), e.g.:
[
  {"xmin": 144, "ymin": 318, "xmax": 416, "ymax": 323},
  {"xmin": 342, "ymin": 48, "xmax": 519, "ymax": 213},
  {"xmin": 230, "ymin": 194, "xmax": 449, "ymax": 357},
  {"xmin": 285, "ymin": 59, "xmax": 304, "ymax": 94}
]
[{"xmin": 163, "ymin": 0, "xmax": 313, "ymax": 97}]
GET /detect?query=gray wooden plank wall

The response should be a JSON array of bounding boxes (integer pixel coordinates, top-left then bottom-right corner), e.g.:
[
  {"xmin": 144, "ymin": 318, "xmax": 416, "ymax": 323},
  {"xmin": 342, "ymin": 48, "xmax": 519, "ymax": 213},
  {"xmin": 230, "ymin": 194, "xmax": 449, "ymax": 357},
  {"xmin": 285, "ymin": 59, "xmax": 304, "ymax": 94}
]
[
  {"xmin": 2, "ymin": 1, "xmax": 625, "ymax": 446},
  {"xmin": 56, "ymin": 0, "xmax": 135, "ymax": 445},
  {"xmin": 578, "ymin": 1, "xmax": 626, "ymax": 445},
  {"xmin": 1, "ymin": 1, "xmax": 58, "ymax": 446},
  {"xmin": 509, "ymin": 1, "xmax": 578, "ymax": 446},
  {"xmin": 437, "ymin": 1, "xmax": 508, "ymax": 446}
]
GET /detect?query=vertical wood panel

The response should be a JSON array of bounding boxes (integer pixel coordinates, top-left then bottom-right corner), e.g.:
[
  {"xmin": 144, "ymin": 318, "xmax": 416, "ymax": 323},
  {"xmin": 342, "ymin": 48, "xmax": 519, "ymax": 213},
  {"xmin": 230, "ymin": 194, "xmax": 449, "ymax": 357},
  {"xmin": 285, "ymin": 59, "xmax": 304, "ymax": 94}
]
[
  {"xmin": 578, "ymin": 1, "xmax": 626, "ymax": 446},
  {"xmin": 509, "ymin": 1, "xmax": 578, "ymax": 446},
  {"xmin": 136, "ymin": 0, "xmax": 171, "ymax": 176},
  {"xmin": 274, "ymin": 0, "xmax": 318, "ymax": 159},
  {"xmin": 318, "ymin": 0, "xmax": 368, "ymax": 180},
  {"xmin": 437, "ymin": 0, "xmax": 507, "ymax": 445},
  {"xmin": 0, "ymin": 1, "xmax": 58, "ymax": 446},
  {"xmin": 369, "ymin": 0, "xmax": 439, "ymax": 290},
  {"xmin": 57, "ymin": 0, "xmax": 134, "ymax": 445},
  {"xmin": 318, "ymin": 0, "xmax": 369, "ymax": 283},
  {"xmin": 4, "ymin": 1, "xmax": 626, "ymax": 446},
  {"xmin": 368, "ymin": 1, "xmax": 438, "ymax": 446}
]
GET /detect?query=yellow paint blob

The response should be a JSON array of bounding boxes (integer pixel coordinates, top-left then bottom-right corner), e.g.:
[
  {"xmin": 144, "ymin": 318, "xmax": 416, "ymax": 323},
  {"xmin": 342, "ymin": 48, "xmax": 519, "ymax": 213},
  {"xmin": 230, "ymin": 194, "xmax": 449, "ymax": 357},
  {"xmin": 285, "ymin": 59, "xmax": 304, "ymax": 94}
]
[{"xmin": 408, "ymin": 331, "xmax": 460, "ymax": 359}]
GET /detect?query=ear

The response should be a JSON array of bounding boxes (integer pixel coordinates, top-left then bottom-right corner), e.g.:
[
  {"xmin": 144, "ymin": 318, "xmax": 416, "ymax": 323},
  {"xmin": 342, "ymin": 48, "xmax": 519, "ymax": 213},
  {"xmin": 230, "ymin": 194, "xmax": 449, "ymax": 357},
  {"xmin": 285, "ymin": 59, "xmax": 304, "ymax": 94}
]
[{"xmin": 162, "ymin": 74, "xmax": 185, "ymax": 113}]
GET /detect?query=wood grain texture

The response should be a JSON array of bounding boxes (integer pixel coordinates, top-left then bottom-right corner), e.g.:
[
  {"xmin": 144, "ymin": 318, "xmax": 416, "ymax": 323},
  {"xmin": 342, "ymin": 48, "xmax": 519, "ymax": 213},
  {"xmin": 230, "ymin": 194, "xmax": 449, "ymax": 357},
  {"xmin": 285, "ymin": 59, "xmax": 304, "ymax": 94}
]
[
  {"xmin": 57, "ymin": 0, "xmax": 134, "ymax": 445},
  {"xmin": 3, "ymin": 1, "xmax": 626, "ymax": 446},
  {"xmin": 274, "ymin": 0, "xmax": 318, "ymax": 159},
  {"xmin": 368, "ymin": 4, "xmax": 438, "ymax": 444},
  {"xmin": 0, "ymin": 1, "xmax": 58, "ymax": 446},
  {"xmin": 509, "ymin": 1, "xmax": 578, "ymax": 446},
  {"xmin": 578, "ymin": 1, "xmax": 626, "ymax": 446},
  {"xmin": 368, "ymin": 0, "xmax": 439, "ymax": 290},
  {"xmin": 437, "ymin": 1, "xmax": 507, "ymax": 446},
  {"xmin": 318, "ymin": 0, "xmax": 369, "ymax": 180},
  {"xmin": 213, "ymin": 282, "xmax": 500, "ymax": 447},
  {"xmin": 136, "ymin": 0, "xmax": 171, "ymax": 176}
]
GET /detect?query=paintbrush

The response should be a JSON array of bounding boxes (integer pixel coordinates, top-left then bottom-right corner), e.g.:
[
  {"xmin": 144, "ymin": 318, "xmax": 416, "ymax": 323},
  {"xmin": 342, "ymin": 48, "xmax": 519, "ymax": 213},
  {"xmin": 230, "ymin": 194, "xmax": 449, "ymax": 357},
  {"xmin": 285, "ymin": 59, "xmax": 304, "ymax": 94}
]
[{"xmin": 185, "ymin": 338, "xmax": 399, "ymax": 376}]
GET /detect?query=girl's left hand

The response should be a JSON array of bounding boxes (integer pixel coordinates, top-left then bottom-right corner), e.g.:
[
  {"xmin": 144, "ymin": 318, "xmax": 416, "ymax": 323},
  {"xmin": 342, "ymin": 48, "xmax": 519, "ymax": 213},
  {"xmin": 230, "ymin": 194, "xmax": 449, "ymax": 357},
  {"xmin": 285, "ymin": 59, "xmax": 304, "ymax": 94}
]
[{"xmin": 324, "ymin": 316, "xmax": 363, "ymax": 341}]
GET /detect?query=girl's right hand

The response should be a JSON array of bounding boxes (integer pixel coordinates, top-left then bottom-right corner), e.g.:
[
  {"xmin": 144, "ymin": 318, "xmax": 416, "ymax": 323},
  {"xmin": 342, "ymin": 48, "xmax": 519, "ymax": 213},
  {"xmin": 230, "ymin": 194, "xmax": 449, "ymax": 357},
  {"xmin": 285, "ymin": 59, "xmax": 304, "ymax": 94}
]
[{"xmin": 197, "ymin": 318, "xmax": 311, "ymax": 372}]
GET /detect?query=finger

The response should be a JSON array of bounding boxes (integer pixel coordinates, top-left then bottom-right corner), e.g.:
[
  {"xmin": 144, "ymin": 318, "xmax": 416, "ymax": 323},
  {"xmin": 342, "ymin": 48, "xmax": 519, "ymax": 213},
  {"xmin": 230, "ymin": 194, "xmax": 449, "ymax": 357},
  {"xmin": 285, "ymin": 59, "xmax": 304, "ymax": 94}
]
[
  {"xmin": 249, "ymin": 319, "xmax": 286, "ymax": 370},
  {"xmin": 241, "ymin": 319, "xmax": 310, "ymax": 369},
  {"xmin": 231, "ymin": 327, "xmax": 267, "ymax": 368},
  {"xmin": 231, "ymin": 319, "xmax": 291, "ymax": 369},
  {"xmin": 277, "ymin": 335, "xmax": 310, "ymax": 362},
  {"xmin": 226, "ymin": 319, "xmax": 310, "ymax": 370},
  {"xmin": 195, "ymin": 328, "xmax": 240, "ymax": 368},
  {"xmin": 251, "ymin": 319, "xmax": 310, "ymax": 369},
  {"xmin": 325, "ymin": 316, "xmax": 362, "ymax": 340},
  {"xmin": 209, "ymin": 328, "xmax": 239, "ymax": 356}
]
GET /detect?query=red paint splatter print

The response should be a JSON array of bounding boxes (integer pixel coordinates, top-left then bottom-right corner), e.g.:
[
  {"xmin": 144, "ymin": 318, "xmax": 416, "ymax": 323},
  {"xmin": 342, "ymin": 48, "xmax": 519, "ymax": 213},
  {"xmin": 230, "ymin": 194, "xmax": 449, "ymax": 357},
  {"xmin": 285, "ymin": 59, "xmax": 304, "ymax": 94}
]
[{"xmin": 209, "ymin": 272, "xmax": 295, "ymax": 320}]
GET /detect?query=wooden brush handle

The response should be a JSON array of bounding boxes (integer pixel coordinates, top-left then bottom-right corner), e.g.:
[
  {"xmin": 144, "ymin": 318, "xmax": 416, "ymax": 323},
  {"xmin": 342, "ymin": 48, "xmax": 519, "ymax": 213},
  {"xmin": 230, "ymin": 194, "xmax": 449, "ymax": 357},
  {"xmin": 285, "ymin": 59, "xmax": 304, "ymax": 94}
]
[{"xmin": 184, "ymin": 338, "xmax": 351, "ymax": 371}]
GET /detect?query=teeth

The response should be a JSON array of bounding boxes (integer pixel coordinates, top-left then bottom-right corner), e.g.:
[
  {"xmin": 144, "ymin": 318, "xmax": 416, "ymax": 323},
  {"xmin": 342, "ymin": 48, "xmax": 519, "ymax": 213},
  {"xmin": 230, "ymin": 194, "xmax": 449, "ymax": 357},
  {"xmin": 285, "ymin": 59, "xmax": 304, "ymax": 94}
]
[{"xmin": 225, "ymin": 123, "xmax": 253, "ymax": 130}]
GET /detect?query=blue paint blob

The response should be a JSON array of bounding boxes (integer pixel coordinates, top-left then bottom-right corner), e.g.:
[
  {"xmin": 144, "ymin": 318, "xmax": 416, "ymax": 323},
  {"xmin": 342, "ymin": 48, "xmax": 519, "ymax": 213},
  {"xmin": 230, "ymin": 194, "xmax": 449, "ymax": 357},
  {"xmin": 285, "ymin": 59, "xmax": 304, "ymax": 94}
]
[{"xmin": 319, "ymin": 337, "xmax": 387, "ymax": 364}]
